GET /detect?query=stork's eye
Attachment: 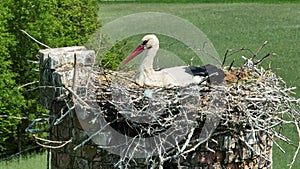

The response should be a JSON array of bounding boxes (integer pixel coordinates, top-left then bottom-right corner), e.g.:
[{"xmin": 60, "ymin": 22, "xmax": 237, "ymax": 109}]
[{"xmin": 141, "ymin": 40, "xmax": 149, "ymax": 46}]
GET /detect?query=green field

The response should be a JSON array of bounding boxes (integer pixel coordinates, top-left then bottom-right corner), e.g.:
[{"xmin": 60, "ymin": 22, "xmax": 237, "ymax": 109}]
[
  {"xmin": 0, "ymin": 152, "xmax": 48, "ymax": 169},
  {"xmin": 100, "ymin": 2, "xmax": 300, "ymax": 169},
  {"xmin": 99, "ymin": 3, "xmax": 300, "ymax": 93},
  {"xmin": 2, "ymin": 2, "xmax": 299, "ymax": 169},
  {"xmin": 99, "ymin": 0, "xmax": 300, "ymax": 4}
]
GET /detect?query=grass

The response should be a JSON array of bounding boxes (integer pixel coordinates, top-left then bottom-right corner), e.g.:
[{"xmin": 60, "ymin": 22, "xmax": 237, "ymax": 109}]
[
  {"xmin": 99, "ymin": 0, "xmax": 300, "ymax": 4},
  {"xmin": 98, "ymin": 3, "xmax": 300, "ymax": 169},
  {"xmin": 99, "ymin": 3, "xmax": 300, "ymax": 93},
  {"xmin": 0, "ymin": 152, "xmax": 48, "ymax": 169}
]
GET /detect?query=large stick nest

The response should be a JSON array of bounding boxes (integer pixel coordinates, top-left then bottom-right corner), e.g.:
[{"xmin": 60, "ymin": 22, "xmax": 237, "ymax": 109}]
[{"xmin": 74, "ymin": 44, "xmax": 300, "ymax": 168}]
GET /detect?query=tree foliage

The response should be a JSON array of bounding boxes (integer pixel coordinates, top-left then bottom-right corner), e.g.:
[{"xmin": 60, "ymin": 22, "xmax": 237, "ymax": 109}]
[
  {"xmin": 0, "ymin": 0, "xmax": 99, "ymax": 157},
  {"xmin": 101, "ymin": 40, "xmax": 135, "ymax": 71},
  {"xmin": 0, "ymin": 2, "xmax": 26, "ymax": 154}
]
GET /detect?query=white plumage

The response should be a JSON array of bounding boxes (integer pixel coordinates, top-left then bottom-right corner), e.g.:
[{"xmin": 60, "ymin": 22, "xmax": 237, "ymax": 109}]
[{"xmin": 122, "ymin": 34, "xmax": 224, "ymax": 87}]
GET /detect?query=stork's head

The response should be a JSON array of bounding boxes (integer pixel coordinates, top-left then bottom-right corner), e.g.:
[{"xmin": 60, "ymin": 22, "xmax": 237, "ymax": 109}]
[
  {"xmin": 141, "ymin": 34, "xmax": 159, "ymax": 50},
  {"xmin": 122, "ymin": 34, "xmax": 159, "ymax": 65}
]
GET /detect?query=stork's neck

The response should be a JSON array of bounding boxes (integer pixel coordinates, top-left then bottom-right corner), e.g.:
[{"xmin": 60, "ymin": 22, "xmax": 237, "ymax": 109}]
[
  {"xmin": 135, "ymin": 46, "xmax": 159, "ymax": 86},
  {"xmin": 138, "ymin": 47, "xmax": 158, "ymax": 72}
]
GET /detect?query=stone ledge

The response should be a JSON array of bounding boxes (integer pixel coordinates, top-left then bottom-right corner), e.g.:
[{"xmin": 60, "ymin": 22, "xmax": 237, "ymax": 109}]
[{"xmin": 39, "ymin": 46, "xmax": 95, "ymax": 109}]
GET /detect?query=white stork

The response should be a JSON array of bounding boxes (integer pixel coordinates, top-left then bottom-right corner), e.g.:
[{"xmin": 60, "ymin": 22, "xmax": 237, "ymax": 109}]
[{"xmin": 122, "ymin": 34, "xmax": 224, "ymax": 87}]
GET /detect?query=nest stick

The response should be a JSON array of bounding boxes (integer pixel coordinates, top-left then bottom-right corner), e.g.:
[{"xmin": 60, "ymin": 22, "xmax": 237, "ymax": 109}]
[
  {"xmin": 255, "ymin": 53, "xmax": 271, "ymax": 65},
  {"xmin": 252, "ymin": 41, "xmax": 268, "ymax": 60},
  {"xmin": 222, "ymin": 49, "xmax": 229, "ymax": 67},
  {"xmin": 228, "ymin": 59, "xmax": 235, "ymax": 70}
]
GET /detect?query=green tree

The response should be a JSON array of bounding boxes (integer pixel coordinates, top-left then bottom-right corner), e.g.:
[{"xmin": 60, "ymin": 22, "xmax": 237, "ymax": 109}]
[
  {"xmin": 0, "ymin": 2, "xmax": 27, "ymax": 155},
  {"xmin": 0, "ymin": 0, "xmax": 99, "ymax": 157}
]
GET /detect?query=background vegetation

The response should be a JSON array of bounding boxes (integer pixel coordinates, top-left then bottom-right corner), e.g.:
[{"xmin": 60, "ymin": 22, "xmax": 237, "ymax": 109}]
[
  {"xmin": 99, "ymin": 0, "xmax": 300, "ymax": 3},
  {"xmin": 0, "ymin": 152, "xmax": 46, "ymax": 169},
  {"xmin": 0, "ymin": 0, "xmax": 99, "ymax": 158}
]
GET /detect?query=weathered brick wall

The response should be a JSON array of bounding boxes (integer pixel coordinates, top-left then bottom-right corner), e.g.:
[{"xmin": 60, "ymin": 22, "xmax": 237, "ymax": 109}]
[{"xmin": 39, "ymin": 46, "xmax": 273, "ymax": 169}]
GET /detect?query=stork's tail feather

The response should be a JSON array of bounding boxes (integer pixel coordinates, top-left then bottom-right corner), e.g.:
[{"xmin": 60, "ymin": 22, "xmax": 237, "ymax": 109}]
[{"xmin": 189, "ymin": 64, "xmax": 225, "ymax": 84}]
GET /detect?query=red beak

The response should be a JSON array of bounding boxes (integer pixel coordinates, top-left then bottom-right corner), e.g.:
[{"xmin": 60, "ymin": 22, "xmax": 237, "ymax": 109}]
[{"xmin": 121, "ymin": 45, "xmax": 144, "ymax": 66}]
